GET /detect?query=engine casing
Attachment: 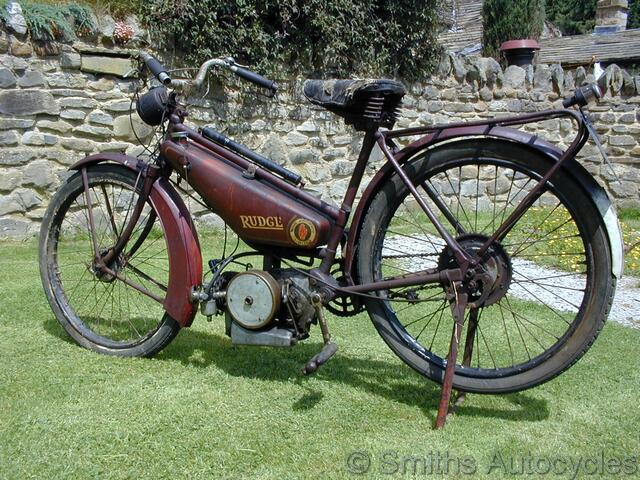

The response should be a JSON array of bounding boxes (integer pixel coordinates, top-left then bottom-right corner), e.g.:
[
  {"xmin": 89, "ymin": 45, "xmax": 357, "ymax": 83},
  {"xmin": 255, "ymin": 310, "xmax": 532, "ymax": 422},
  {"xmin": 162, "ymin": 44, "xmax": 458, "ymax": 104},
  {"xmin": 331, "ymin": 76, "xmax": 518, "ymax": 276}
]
[
  {"xmin": 222, "ymin": 268, "xmax": 316, "ymax": 340},
  {"xmin": 225, "ymin": 270, "xmax": 281, "ymax": 329}
]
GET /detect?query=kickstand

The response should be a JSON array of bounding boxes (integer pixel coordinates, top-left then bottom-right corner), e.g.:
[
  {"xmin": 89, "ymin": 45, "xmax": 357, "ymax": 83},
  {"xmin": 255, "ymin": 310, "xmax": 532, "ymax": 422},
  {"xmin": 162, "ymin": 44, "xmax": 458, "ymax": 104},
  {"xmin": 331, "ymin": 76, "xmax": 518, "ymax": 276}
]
[
  {"xmin": 435, "ymin": 282, "xmax": 468, "ymax": 429},
  {"xmin": 452, "ymin": 308, "xmax": 478, "ymax": 412}
]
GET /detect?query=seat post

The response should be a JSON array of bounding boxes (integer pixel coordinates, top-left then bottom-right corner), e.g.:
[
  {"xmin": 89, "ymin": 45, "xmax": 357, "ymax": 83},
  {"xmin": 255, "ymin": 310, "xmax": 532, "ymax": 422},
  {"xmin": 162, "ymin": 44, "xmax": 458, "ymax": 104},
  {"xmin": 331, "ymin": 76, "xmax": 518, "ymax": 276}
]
[
  {"xmin": 341, "ymin": 128, "xmax": 378, "ymax": 213},
  {"xmin": 318, "ymin": 128, "xmax": 378, "ymax": 273}
]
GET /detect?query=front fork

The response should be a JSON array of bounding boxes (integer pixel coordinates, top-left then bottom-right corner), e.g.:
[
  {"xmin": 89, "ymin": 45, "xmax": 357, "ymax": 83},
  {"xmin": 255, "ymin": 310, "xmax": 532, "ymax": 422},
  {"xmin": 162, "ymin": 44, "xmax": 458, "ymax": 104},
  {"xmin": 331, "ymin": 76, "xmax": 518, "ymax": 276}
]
[{"xmin": 80, "ymin": 164, "xmax": 163, "ymax": 304}]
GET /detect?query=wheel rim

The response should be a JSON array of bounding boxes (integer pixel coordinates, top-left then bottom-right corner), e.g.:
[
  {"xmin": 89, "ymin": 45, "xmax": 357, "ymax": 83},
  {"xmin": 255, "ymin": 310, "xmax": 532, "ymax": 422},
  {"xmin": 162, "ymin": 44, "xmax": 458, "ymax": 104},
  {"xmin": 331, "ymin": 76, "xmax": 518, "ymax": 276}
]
[
  {"xmin": 374, "ymin": 157, "xmax": 593, "ymax": 379},
  {"xmin": 48, "ymin": 172, "xmax": 170, "ymax": 348}
]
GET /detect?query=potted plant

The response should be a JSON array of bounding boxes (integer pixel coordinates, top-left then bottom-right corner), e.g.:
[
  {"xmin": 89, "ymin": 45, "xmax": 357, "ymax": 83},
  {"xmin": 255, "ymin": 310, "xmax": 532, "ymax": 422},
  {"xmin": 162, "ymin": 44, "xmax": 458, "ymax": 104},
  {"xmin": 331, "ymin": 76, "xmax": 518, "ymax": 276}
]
[{"xmin": 482, "ymin": 0, "xmax": 545, "ymax": 66}]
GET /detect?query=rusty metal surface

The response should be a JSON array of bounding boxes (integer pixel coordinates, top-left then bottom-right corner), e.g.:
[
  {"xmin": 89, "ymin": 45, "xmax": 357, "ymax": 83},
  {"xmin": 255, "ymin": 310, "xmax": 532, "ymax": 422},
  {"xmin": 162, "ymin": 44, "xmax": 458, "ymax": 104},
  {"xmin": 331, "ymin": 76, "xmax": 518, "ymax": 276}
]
[
  {"xmin": 170, "ymin": 123, "xmax": 341, "ymax": 220},
  {"xmin": 319, "ymin": 129, "xmax": 377, "ymax": 272},
  {"xmin": 161, "ymin": 140, "xmax": 332, "ymax": 250},
  {"xmin": 67, "ymin": 153, "xmax": 203, "ymax": 327},
  {"xmin": 154, "ymin": 177, "xmax": 203, "ymax": 326},
  {"xmin": 81, "ymin": 167, "xmax": 100, "ymax": 260},
  {"xmin": 69, "ymin": 152, "xmax": 142, "ymax": 172},
  {"xmin": 343, "ymin": 269, "xmax": 457, "ymax": 294},
  {"xmin": 435, "ymin": 287, "xmax": 468, "ymax": 429},
  {"xmin": 342, "ymin": 123, "xmax": 580, "ymax": 283}
]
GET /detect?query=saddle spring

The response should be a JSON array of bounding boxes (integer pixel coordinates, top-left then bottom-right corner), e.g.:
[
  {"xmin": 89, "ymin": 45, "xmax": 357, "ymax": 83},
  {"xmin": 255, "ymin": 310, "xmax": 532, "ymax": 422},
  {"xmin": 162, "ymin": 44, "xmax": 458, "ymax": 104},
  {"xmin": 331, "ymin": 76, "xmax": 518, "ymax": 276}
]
[{"xmin": 360, "ymin": 95, "xmax": 403, "ymax": 130}]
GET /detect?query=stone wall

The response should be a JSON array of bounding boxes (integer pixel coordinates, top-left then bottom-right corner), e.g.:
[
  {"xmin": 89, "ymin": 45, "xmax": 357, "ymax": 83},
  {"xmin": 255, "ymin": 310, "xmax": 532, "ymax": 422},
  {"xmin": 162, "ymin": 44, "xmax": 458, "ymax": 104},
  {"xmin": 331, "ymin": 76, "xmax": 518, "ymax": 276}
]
[{"xmin": 1, "ymin": 33, "xmax": 640, "ymax": 238}]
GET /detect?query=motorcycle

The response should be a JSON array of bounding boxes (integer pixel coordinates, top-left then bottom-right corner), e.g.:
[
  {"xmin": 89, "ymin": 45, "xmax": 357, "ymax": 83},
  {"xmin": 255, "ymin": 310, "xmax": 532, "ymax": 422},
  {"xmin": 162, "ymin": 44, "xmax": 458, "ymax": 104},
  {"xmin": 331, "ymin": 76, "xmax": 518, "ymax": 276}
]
[{"xmin": 39, "ymin": 53, "xmax": 623, "ymax": 428}]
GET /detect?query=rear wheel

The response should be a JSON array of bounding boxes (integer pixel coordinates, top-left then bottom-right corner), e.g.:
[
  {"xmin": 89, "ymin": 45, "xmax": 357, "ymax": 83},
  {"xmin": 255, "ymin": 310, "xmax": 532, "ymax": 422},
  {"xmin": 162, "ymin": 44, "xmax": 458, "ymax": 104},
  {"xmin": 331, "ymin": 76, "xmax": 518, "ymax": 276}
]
[
  {"xmin": 357, "ymin": 140, "xmax": 615, "ymax": 393},
  {"xmin": 39, "ymin": 164, "xmax": 179, "ymax": 357}
]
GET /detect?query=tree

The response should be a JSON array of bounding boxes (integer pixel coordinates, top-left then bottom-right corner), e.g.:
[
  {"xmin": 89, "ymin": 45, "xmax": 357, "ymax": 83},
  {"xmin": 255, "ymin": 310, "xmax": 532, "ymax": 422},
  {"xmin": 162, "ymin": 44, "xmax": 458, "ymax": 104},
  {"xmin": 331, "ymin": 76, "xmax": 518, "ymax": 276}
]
[
  {"xmin": 629, "ymin": 0, "xmax": 640, "ymax": 29},
  {"xmin": 482, "ymin": 0, "xmax": 545, "ymax": 59},
  {"xmin": 545, "ymin": 0, "xmax": 597, "ymax": 35}
]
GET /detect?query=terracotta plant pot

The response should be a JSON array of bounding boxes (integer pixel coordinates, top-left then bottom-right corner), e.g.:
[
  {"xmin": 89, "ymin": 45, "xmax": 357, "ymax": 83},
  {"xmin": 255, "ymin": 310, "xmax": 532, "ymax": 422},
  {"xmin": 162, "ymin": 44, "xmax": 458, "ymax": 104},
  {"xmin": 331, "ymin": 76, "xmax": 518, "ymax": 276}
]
[{"xmin": 500, "ymin": 39, "xmax": 540, "ymax": 67}]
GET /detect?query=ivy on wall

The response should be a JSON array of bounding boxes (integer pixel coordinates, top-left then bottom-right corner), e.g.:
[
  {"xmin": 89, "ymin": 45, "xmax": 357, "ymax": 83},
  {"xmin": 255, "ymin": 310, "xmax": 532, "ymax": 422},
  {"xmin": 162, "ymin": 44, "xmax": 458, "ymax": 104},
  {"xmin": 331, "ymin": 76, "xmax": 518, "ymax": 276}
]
[
  {"xmin": 629, "ymin": 0, "xmax": 640, "ymax": 29},
  {"xmin": 139, "ymin": 0, "xmax": 442, "ymax": 81}
]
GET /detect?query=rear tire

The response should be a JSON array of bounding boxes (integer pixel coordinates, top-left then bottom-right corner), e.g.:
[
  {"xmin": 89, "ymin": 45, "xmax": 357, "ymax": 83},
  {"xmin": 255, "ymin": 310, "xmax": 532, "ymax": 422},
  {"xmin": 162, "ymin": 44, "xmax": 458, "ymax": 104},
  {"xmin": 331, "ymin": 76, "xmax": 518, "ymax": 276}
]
[
  {"xmin": 39, "ymin": 164, "xmax": 180, "ymax": 357},
  {"xmin": 357, "ymin": 140, "xmax": 615, "ymax": 393}
]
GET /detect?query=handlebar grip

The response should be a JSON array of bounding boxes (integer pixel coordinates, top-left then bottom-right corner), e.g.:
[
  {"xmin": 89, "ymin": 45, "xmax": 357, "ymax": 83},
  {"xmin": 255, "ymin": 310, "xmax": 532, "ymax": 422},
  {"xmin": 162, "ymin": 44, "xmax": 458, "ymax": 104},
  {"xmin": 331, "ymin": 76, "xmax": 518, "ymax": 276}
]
[
  {"xmin": 230, "ymin": 65, "xmax": 278, "ymax": 92},
  {"xmin": 562, "ymin": 95, "xmax": 577, "ymax": 109},
  {"xmin": 141, "ymin": 53, "xmax": 171, "ymax": 86},
  {"xmin": 563, "ymin": 83, "xmax": 602, "ymax": 109}
]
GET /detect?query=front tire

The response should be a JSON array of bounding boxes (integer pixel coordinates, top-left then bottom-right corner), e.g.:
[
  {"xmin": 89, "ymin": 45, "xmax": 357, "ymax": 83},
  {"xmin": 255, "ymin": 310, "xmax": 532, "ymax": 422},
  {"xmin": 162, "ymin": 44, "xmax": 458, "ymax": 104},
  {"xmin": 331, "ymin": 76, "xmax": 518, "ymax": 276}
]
[
  {"xmin": 357, "ymin": 139, "xmax": 615, "ymax": 393},
  {"xmin": 39, "ymin": 164, "xmax": 180, "ymax": 357}
]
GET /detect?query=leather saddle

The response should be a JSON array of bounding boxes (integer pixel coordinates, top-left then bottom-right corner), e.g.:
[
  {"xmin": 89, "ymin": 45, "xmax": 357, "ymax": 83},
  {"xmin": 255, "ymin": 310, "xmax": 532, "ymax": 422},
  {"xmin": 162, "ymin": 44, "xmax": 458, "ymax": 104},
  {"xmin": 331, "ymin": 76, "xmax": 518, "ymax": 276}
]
[{"xmin": 303, "ymin": 79, "xmax": 405, "ymax": 130}]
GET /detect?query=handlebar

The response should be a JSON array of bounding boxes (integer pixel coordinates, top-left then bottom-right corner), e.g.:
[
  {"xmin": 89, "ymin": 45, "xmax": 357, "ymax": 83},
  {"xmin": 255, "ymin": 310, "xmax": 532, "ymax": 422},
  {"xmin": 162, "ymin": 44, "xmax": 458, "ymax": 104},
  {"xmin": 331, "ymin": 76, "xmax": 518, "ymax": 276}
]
[
  {"xmin": 229, "ymin": 65, "xmax": 278, "ymax": 92},
  {"xmin": 140, "ymin": 53, "xmax": 171, "ymax": 85},
  {"xmin": 563, "ymin": 83, "xmax": 602, "ymax": 109},
  {"xmin": 139, "ymin": 52, "xmax": 278, "ymax": 94}
]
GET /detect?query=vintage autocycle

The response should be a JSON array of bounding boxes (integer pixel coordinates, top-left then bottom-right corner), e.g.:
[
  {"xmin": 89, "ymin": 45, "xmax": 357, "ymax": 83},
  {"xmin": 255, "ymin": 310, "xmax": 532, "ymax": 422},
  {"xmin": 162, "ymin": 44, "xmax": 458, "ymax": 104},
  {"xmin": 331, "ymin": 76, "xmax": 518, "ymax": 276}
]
[{"xmin": 39, "ymin": 53, "xmax": 623, "ymax": 427}]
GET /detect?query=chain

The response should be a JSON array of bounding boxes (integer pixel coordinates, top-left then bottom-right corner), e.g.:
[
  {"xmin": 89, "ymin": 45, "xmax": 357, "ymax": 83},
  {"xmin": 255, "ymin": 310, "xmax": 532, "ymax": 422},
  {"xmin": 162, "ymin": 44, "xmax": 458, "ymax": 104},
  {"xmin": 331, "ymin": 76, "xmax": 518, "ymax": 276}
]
[{"xmin": 273, "ymin": 255, "xmax": 445, "ymax": 304}]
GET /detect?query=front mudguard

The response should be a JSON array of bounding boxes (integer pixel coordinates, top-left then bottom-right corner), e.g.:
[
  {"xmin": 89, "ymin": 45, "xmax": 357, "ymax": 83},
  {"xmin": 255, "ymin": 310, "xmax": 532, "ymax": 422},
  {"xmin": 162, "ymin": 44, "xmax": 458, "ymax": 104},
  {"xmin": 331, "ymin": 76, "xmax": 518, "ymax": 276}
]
[
  {"xmin": 70, "ymin": 153, "xmax": 203, "ymax": 327},
  {"xmin": 344, "ymin": 127, "xmax": 624, "ymax": 282}
]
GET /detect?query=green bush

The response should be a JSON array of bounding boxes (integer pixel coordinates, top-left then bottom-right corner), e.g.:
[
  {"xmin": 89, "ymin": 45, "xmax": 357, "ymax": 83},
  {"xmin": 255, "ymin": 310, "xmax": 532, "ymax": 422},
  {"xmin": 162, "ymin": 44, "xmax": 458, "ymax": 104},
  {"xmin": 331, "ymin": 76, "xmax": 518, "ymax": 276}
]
[
  {"xmin": 545, "ymin": 0, "xmax": 597, "ymax": 35},
  {"xmin": 629, "ymin": 0, "xmax": 640, "ymax": 29},
  {"xmin": 139, "ymin": 0, "xmax": 442, "ymax": 81},
  {"xmin": 0, "ymin": 1, "xmax": 97, "ymax": 42},
  {"xmin": 482, "ymin": 0, "xmax": 545, "ymax": 60}
]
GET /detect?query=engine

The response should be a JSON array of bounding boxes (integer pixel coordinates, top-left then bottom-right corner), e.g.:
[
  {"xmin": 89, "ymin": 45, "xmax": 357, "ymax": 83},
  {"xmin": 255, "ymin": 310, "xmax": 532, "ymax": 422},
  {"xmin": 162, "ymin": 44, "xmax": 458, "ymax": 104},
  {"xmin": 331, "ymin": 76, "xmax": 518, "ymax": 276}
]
[
  {"xmin": 225, "ymin": 271, "xmax": 281, "ymax": 330},
  {"xmin": 216, "ymin": 269, "xmax": 318, "ymax": 347}
]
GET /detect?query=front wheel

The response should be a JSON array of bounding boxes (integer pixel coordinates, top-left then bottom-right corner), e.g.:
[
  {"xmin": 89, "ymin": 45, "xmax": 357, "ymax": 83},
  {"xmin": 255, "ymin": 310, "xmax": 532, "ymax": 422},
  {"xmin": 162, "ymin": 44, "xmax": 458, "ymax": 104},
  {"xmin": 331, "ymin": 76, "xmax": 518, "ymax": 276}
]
[
  {"xmin": 357, "ymin": 139, "xmax": 615, "ymax": 394},
  {"xmin": 39, "ymin": 164, "xmax": 180, "ymax": 357}
]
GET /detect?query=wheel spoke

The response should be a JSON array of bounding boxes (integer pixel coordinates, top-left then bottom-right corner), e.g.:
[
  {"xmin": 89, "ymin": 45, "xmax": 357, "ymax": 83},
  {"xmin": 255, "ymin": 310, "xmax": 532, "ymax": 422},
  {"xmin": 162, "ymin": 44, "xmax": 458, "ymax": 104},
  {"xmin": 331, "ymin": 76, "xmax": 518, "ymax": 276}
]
[
  {"xmin": 364, "ymin": 152, "xmax": 603, "ymax": 390},
  {"xmin": 48, "ymin": 170, "xmax": 171, "ymax": 347}
]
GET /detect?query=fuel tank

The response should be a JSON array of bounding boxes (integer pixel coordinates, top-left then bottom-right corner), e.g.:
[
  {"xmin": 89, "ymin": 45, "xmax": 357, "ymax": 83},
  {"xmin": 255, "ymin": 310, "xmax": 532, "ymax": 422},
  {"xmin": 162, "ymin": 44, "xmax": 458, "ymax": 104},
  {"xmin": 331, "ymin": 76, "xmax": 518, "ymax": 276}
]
[{"xmin": 161, "ymin": 139, "xmax": 331, "ymax": 249}]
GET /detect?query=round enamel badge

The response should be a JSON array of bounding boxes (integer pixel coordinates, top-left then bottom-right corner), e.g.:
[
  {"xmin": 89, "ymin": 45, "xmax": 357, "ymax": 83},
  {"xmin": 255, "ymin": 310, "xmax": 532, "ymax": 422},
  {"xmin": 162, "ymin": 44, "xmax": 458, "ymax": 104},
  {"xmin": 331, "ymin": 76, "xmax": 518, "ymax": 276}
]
[{"xmin": 289, "ymin": 218, "xmax": 317, "ymax": 246}]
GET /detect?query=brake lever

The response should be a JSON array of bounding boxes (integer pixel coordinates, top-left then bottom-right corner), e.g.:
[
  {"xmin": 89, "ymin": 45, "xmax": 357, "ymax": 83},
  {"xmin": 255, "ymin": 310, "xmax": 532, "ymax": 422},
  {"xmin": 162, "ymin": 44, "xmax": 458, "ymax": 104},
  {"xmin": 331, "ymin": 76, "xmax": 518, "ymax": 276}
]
[
  {"xmin": 580, "ymin": 107, "xmax": 620, "ymax": 183},
  {"xmin": 224, "ymin": 57, "xmax": 243, "ymax": 68},
  {"xmin": 123, "ymin": 68, "xmax": 138, "ymax": 79}
]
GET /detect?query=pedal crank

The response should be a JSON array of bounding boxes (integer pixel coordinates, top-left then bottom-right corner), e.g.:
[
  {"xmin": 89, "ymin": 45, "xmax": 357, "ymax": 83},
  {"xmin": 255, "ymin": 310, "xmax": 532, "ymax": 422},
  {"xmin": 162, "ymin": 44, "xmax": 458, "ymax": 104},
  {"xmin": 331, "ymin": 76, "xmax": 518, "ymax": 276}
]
[{"xmin": 303, "ymin": 293, "xmax": 338, "ymax": 375}]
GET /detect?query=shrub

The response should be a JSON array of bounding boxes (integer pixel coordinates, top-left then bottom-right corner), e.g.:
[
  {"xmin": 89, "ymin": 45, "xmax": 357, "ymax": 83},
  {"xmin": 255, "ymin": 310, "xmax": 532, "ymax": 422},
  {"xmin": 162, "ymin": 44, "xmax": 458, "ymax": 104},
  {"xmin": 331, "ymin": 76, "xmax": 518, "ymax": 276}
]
[
  {"xmin": 629, "ymin": 0, "xmax": 640, "ymax": 29},
  {"xmin": 139, "ymin": 0, "xmax": 442, "ymax": 81},
  {"xmin": 482, "ymin": 0, "xmax": 545, "ymax": 60},
  {"xmin": 545, "ymin": 0, "xmax": 597, "ymax": 35},
  {"xmin": 0, "ymin": 1, "xmax": 97, "ymax": 42}
]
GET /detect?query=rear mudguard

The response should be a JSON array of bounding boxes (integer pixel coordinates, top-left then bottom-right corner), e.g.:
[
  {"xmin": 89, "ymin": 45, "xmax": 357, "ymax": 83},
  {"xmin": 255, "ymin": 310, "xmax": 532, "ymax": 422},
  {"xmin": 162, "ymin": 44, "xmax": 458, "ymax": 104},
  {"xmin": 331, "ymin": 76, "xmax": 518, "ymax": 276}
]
[
  {"xmin": 344, "ymin": 126, "xmax": 624, "ymax": 281},
  {"xmin": 70, "ymin": 153, "xmax": 203, "ymax": 327}
]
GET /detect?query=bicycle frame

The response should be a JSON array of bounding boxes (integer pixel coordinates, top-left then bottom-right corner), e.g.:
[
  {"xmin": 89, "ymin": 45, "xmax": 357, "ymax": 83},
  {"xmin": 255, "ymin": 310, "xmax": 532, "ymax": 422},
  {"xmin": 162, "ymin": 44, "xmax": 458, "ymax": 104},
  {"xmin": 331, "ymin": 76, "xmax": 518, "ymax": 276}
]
[
  {"xmin": 341, "ymin": 108, "xmax": 590, "ymax": 292},
  {"xmin": 192, "ymin": 108, "xmax": 589, "ymax": 291},
  {"xmin": 75, "ymin": 106, "xmax": 591, "ymax": 311}
]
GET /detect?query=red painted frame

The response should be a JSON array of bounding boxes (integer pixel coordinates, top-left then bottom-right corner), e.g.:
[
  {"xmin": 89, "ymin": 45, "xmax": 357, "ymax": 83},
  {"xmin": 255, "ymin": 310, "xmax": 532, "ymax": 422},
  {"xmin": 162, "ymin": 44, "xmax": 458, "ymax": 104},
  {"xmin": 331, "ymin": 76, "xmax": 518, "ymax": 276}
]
[
  {"xmin": 72, "ymin": 105, "xmax": 588, "ymax": 321},
  {"xmin": 70, "ymin": 153, "xmax": 203, "ymax": 327}
]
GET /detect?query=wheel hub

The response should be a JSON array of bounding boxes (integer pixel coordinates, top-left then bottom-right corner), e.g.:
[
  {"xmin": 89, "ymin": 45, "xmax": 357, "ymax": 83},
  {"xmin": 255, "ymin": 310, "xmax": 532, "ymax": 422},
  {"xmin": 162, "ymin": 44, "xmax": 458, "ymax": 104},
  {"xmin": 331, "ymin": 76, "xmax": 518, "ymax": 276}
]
[
  {"xmin": 437, "ymin": 234, "xmax": 512, "ymax": 307},
  {"xmin": 91, "ymin": 248, "xmax": 125, "ymax": 283}
]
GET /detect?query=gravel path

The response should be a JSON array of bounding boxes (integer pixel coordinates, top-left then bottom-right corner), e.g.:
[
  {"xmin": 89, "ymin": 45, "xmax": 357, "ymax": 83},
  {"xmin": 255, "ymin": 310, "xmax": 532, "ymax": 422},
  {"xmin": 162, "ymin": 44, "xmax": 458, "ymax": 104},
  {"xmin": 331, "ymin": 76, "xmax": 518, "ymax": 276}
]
[
  {"xmin": 609, "ymin": 276, "xmax": 640, "ymax": 329},
  {"xmin": 383, "ymin": 234, "xmax": 640, "ymax": 329}
]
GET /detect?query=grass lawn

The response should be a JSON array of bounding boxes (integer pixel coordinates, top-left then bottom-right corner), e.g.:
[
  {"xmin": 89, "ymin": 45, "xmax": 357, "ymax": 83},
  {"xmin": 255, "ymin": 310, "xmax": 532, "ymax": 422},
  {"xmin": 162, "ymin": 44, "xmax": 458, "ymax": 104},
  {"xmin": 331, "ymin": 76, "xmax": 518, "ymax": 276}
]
[
  {"xmin": 1, "ymin": 236, "xmax": 639, "ymax": 479},
  {"xmin": 620, "ymin": 208, "xmax": 640, "ymax": 277}
]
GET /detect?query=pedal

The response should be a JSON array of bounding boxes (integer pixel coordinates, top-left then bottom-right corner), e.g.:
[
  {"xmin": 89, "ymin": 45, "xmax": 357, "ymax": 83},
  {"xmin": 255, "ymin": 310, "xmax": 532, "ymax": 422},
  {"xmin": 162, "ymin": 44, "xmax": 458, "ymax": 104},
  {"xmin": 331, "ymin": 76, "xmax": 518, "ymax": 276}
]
[
  {"xmin": 302, "ymin": 293, "xmax": 338, "ymax": 374},
  {"xmin": 303, "ymin": 342, "xmax": 338, "ymax": 374}
]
